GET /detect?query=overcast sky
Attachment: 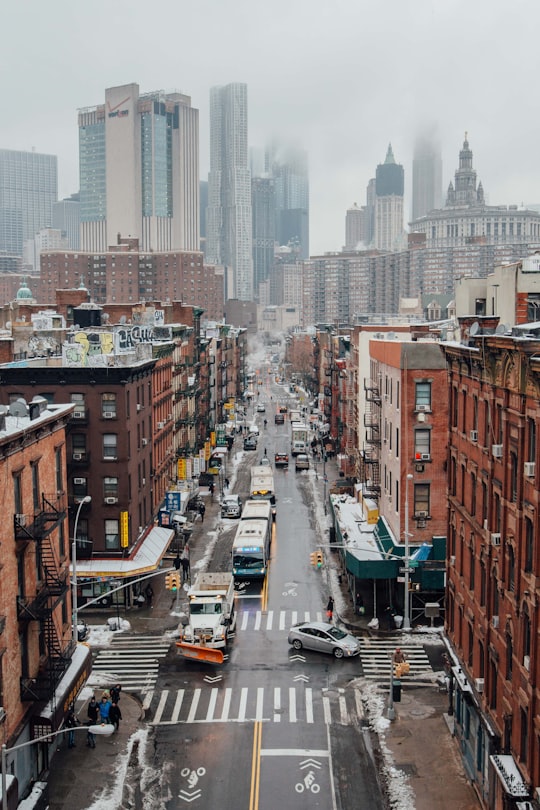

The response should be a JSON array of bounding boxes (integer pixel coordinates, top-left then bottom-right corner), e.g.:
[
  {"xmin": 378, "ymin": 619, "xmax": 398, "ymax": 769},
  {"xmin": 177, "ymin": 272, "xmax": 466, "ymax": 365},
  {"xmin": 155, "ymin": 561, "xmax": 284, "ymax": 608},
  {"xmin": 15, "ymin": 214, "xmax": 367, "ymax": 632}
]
[{"xmin": 4, "ymin": 0, "xmax": 540, "ymax": 255}]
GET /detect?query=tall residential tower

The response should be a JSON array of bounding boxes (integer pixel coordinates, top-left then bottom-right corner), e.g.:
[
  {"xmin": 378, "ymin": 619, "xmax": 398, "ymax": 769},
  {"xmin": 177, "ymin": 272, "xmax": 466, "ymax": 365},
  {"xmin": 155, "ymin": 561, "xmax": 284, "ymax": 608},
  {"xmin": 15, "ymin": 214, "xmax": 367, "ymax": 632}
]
[
  {"xmin": 412, "ymin": 134, "xmax": 442, "ymax": 220},
  {"xmin": 374, "ymin": 144, "xmax": 404, "ymax": 251},
  {"xmin": 206, "ymin": 83, "xmax": 253, "ymax": 301},
  {"xmin": 78, "ymin": 83, "xmax": 199, "ymax": 253}
]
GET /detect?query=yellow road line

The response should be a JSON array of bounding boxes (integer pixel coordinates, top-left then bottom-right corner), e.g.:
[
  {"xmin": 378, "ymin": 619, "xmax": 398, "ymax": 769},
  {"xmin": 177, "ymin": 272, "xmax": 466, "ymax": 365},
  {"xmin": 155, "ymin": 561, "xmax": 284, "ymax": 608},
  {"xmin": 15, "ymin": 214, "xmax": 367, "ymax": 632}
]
[{"xmin": 249, "ymin": 720, "xmax": 262, "ymax": 810}]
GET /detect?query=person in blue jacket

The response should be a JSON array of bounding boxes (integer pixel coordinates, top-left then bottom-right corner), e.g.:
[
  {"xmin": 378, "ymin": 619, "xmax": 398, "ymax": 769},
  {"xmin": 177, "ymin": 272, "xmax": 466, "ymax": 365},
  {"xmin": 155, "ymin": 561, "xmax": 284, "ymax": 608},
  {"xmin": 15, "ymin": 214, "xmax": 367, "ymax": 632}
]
[{"xmin": 99, "ymin": 694, "xmax": 112, "ymax": 723}]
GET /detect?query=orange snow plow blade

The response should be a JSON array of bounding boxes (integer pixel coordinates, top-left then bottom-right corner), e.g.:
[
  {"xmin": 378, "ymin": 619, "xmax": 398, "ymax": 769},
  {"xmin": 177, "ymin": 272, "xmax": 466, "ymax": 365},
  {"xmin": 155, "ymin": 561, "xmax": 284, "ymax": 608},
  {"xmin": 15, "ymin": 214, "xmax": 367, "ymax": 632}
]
[{"xmin": 176, "ymin": 642, "xmax": 224, "ymax": 664}]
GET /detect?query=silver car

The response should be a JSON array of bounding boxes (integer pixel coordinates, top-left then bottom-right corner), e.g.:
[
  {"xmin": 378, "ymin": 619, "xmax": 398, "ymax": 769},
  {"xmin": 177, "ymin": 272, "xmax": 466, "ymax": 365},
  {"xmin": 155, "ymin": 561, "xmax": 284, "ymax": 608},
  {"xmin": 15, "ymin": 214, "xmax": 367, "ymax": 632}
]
[
  {"xmin": 220, "ymin": 494, "xmax": 242, "ymax": 518},
  {"xmin": 288, "ymin": 621, "xmax": 360, "ymax": 658}
]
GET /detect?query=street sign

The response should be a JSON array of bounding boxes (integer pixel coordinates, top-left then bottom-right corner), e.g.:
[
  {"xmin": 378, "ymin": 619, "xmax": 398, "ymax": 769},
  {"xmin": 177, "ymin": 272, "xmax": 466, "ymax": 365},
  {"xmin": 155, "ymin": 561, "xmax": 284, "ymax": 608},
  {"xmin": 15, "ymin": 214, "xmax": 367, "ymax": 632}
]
[{"xmin": 399, "ymin": 567, "xmax": 412, "ymax": 574}]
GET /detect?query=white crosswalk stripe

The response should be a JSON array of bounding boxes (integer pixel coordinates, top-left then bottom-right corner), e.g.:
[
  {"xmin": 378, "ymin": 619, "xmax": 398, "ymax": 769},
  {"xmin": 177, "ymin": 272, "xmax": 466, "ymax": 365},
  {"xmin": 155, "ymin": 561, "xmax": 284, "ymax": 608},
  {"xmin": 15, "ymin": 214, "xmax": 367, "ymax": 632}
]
[
  {"xmin": 90, "ymin": 634, "xmax": 171, "ymax": 693},
  {"xmin": 358, "ymin": 637, "xmax": 432, "ymax": 680},
  {"xmin": 238, "ymin": 610, "xmax": 324, "ymax": 631},
  {"xmin": 148, "ymin": 685, "xmax": 357, "ymax": 726}
]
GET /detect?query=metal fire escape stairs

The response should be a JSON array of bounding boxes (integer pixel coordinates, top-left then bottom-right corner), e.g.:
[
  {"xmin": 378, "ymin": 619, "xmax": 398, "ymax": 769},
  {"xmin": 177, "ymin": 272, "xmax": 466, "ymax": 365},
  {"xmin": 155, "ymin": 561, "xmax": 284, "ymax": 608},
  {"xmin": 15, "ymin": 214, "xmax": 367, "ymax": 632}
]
[{"xmin": 362, "ymin": 379, "xmax": 381, "ymax": 498}]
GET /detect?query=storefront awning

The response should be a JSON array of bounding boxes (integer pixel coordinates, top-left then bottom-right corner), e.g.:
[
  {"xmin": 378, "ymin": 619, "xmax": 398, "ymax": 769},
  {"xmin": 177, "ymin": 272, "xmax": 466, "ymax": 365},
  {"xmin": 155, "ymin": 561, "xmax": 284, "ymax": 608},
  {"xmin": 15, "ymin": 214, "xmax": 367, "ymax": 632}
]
[
  {"xmin": 490, "ymin": 754, "xmax": 529, "ymax": 799},
  {"xmin": 74, "ymin": 526, "xmax": 175, "ymax": 579},
  {"xmin": 32, "ymin": 644, "xmax": 92, "ymax": 731}
]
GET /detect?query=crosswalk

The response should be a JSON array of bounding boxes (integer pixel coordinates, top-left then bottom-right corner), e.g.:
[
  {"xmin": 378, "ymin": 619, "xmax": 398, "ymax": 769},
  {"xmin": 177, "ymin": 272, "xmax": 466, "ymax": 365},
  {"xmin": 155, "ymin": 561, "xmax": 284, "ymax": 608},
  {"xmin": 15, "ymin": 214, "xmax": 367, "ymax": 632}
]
[
  {"xmin": 358, "ymin": 637, "xmax": 432, "ymax": 680},
  {"xmin": 237, "ymin": 609, "xmax": 325, "ymax": 631},
  {"xmin": 90, "ymin": 634, "xmax": 171, "ymax": 693},
  {"xmin": 143, "ymin": 685, "xmax": 363, "ymax": 727}
]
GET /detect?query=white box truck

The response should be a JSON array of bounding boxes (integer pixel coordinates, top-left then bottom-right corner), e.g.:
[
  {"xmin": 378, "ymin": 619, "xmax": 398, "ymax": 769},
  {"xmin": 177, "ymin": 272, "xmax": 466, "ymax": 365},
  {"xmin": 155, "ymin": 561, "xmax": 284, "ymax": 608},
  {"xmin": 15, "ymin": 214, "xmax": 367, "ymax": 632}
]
[{"xmin": 179, "ymin": 572, "xmax": 236, "ymax": 649}]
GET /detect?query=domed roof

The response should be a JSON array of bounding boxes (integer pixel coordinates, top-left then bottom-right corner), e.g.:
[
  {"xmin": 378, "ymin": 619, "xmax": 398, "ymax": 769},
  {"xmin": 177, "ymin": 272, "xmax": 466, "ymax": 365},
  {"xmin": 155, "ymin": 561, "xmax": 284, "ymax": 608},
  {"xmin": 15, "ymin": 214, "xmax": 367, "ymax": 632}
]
[{"xmin": 16, "ymin": 279, "xmax": 33, "ymax": 300}]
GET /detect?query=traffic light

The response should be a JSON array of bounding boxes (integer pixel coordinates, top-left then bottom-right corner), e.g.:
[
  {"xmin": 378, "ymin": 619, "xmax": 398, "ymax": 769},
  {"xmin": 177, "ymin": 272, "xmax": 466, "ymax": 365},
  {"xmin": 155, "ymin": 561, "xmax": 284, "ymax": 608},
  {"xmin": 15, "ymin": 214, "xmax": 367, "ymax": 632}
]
[
  {"xmin": 316, "ymin": 550, "xmax": 324, "ymax": 569},
  {"xmin": 310, "ymin": 552, "xmax": 317, "ymax": 566},
  {"xmin": 165, "ymin": 572, "xmax": 174, "ymax": 590},
  {"xmin": 166, "ymin": 571, "xmax": 181, "ymax": 591}
]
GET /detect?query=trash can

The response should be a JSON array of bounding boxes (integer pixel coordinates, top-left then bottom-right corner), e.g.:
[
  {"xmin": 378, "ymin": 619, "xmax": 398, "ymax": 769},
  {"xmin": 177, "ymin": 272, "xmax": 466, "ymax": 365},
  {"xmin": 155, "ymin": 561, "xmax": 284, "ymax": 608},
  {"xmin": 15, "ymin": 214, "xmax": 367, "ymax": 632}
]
[
  {"xmin": 394, "ymin": 614, "xmax": 403, "ymax": 629},
  {"xmin": 392, "ymin": 679, "xmax": 402, "ymax": 702}
]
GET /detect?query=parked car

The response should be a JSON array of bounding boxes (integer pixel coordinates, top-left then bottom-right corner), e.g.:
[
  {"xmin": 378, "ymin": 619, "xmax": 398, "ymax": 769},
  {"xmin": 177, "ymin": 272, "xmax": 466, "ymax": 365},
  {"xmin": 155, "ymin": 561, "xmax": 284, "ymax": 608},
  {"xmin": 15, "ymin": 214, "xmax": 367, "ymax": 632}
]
[
  {"xmin": 259, "ymin": 456, "xmax": 271, "ymax": 466},
  {"xmin": 221, "ymin": 494, "xmax": 242, "ymax": 519},
  {"xmin": 274, "ymin": 413, "xmax": 285, "ymax": 424},
  {"xmin": 244, "ymin": 436, "xmax": 258, "ymax": 451},
  {"xmin": 295, "ymin": 453, "xmax": 310, "ymax": 471},
  {"xmin": 287, "ymin": 621, "xmax": 360, "ymax": 659},
  {"xmin": 274, "ymin": 451, "xmax": 289, "ymax": 468},
  {"xmin": 249, "ymin": 424, "xmax": 259, "ymax": 436},
  {"xmin": 256, "ymin": 403, "xmax": 266, "ymax": 413}
]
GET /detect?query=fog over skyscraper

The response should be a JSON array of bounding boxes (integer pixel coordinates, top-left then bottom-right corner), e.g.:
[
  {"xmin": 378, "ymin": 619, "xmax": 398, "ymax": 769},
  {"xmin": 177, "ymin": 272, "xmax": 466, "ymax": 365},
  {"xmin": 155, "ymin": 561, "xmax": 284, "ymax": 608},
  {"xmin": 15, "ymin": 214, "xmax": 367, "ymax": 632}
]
[
  {"xmin": 412, "ymin": 134, "xmax": 442, "ymax": 220},
  {"xmin": 266, "ymin": 141, "xmax": 309, "ymax": 259},
  {"xmin": 374, "ymin": 144, "xmax": 404, "ymax": 252},
  {"xmin": 206, "ymin": 83, "xmax": 253, "ymax": 301}
]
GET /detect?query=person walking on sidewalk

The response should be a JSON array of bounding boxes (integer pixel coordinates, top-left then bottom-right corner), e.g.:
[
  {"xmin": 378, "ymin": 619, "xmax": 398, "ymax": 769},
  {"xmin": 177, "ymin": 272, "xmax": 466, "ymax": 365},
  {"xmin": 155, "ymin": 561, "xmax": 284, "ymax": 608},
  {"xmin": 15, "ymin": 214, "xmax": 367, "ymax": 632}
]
[
  {"xmin": 109, "ymin": 701, "xmax": 122, "ymax": 732},
  {"xmin": 87, "ymin": 696, "xmax": 99, "ymax": 748},
  {"xmin": 99, "ymin": 695, "xmax": 111, "ymax": 724},
  {"xmin": 110, "ymin": 683, "xmax": 122, "ymax": 704},
  {"xmin": 65, "ymin": 707, "xmax": 79, "ymax": 748},
  {"xmin": 198, "ymin": 502, "xmax": 206, "ymax": 523},
  {"xmin": 326, "ymin": 596, "xmax": 334, "ymax": 622},
  {"xmin": 145, "ymin": 584, "xmax": 154, "ymax": 607}
]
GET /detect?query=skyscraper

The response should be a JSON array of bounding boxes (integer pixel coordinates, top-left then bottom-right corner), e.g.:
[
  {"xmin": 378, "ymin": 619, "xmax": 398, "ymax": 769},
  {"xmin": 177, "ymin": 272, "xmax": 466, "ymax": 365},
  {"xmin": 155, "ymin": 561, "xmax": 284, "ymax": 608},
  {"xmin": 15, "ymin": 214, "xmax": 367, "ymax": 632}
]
[
  {"xmin": 251, "ymin": 176, "xmax": 275, "ymax": 300},
  {"xmin": 412, "ymin": 135, "xmax": 442, "ymax": 220},
  {"xmin": 78, "ymin": 83, "xmax": 199, "ymax": 253},
  {"xmin": 374, "ymin": 144, "xmax": 404, "ymax": 252},
  {"xmin": 266, "ymin": 142, "xmax": 309, "ymax": 259},
  {"xmin": 53, "ymin": 193, "xmax": 80, "ymax": 250},
  {"xmin": 0, "ymin": 148, "xmax": 57, "ymax": 257},
  {"xmin": 345, "ymin": 203, "xmax": 366, "ymax": 250},
  {"xmin": 206, "ymin": 83, "xmax": 253, "ymax": 301}
]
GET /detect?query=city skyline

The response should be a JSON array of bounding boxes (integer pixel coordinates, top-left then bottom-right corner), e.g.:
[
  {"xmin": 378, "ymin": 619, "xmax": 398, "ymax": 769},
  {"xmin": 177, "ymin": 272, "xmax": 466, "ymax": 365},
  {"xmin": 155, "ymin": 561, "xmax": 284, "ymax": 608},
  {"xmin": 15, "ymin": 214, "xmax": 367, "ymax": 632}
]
[{"xmin": 3, "ymin": 0, "xmax": 540, "ymax": 256}]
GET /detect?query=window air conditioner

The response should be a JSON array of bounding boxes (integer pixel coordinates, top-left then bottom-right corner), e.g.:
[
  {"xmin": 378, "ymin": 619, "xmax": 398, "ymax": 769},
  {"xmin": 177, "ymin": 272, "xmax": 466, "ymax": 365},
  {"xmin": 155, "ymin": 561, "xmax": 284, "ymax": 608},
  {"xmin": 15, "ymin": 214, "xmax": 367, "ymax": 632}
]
[
  {"xmin": 420, "ymin": 453, "xmax": 431, "ymax": 461},
  {"xmin": 474, "ymin": 678, "xmax": 484, "ymax": 693},
  {"xmin": 492, "ymin": 615, "xmax": 499, "ymax": 629},
  {"xmin": 416, "ymin": 510, "xmax": 428, "ymax": 519},
  {"xmin": 524, "ymin": 655, "xmax": 530, "ymax": 671},
  {"xmin": 103, "ymin": 412, "xmax": 114, "ymax": 419},
  {"xmin": 492, "ymin": 444, "xmax": 503, "ymax": 458},
  {"xmin": 524, "ymin": 461, "xmax": 536, "ymax": 477},
  {"xmin": 73, "ymin": 411, "xmax": 84, "ymax": 419},
  {"xmin": 137, "ymin": 404, "xmax": 142, "ymax": 412},
  {"xmin": 15, "ymin": 514, "xmax": 26, "ymax": 527},
  {"xmin": 491, "ymin": 532, "xmax": 501, "ymax": 546},
  {"xmin": 470, "ymin": 430, "xmax": 478, "ymax": 442},
  {"xmin": 105, "ymin": 497, "xmax": 118, "ymax": 505},
  {"xmin": 157, "ymin": 421, "xmax": 165, "ymax": 429},
  {"xmin": 416, "ymin": 404, "xmax": 430, "ymax": 412},
  {"xmin": 449, "ymin": 555, "xmax": 456, "ymax": 566},
  {"xmin": 74, "ymin": 478, "xmax": 86, "ymax": 485},
  {"xmin": 142, "ymin": 438, "xmax": 148, "ymax": 446}
]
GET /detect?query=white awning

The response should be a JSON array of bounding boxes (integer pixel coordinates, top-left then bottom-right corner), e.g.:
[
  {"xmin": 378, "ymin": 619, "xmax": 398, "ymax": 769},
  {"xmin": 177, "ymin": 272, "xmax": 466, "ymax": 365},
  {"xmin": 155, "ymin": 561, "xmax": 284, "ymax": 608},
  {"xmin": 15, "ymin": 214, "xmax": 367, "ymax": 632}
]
[{"xmin": 74, "ymin": 526, "xmax": 174, "ymax": 579}]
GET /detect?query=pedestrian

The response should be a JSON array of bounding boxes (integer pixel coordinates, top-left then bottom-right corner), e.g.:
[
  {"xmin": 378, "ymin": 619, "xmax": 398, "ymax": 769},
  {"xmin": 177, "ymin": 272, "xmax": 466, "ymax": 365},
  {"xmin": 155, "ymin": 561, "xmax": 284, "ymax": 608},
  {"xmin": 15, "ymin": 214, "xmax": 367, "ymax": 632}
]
[
  {"xmin": 65, "ymin": 707, "xmax": 79, "ymax": 748},
  {"xmin": 198, "ymin": 502, "xmax": 206, "ymax": 523},
  {"xmin": 87, "ymin": 695, "xmax": 99, "ymax": 748},
  {"xmin": 99, "ymin": 695, "xmax": 111, "ymax": 724},
  {"xmin": 145, "ymin": 584, "xmax": 154, "ymax": 607},
  {"xmin": 181, "ymin": 555, "xmax": 190, "ymax": 583},
  {"xmin": 209, "ymin": 481, "xmax": 215, "ymax": 499},
  {"xmin": 225, "ymin": 478, "xmax": 230, "ymax": 489},
  {"xmin": 355, "ymin": 592, "xmax": 365, "ymax": 616},
  {"xmin": 109, "ymin": 701, "xmax": 122, "ymax": 731},
  {"xmin": 110, "ymin": 683, "xmax": 122, "ymax": 704},
  {"xmin": 393, "ymin": 647, "xmax": 410, "ymax": 678},
  {"xmin": 326, "ymin": 596, "xmax": 334, "ymax": 621}
]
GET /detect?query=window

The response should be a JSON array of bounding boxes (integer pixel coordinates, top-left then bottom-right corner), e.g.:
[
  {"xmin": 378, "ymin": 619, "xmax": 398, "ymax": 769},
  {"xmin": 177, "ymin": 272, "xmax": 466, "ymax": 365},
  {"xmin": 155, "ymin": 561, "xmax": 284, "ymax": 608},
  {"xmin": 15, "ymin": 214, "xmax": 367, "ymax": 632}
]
[
  {"xmin": 13, "ymin": 472, "xmax": 22, "ymax": 514},
  {"xmin": 71, "ymin": 393, "xmax": 86, "ymax": 419},
  {"xmin": 73, "ymin": 477, "xmax": 88, "ymax": 501},
  {"xmin": 102, "ymin": 393, "xmax": 117, "ymax": 418},
  {"xmin": 414, "ymin": 428, "xmax": 431, "ymax": 459},
  {"xmin": 75, "ymin": 518, "xmax": 90, "ymax": 558},
  {"xmin": 520, "ymin": 707, "xmax": 528, "ymax": 764},
  {"xmin": 527, "ymin": 294, "xmax": 540, "ymax": 323},
  {"xmin": 103, "ymin": 477, "xmax": 119, "ymax": 499},
  {"xmin": 469, "ymin": 546, "xmax": 475, "ymax": 591},
  {"xmin": 72, "ymin": 433, "xmax": 87, "ymax": 459},
  {"xmin": 413, "ymin": 483, "xmax": 430, "ymax": 515},
  {"xmin": 525, "ymin": 517, "xmax": 534, "ymax": 573},
  {"xmin": 508, "ymin": 546, "xmax": 515, "ymax": 593},
  {"xmin": 470, "ymin": 473, "xmax": 476, "ymax": 517},
  {"xmin": 415, "ymin": 381, "xmax": 431, "ymax": 409},
  {"xmin": 105, "ymin": 519, "xmax": 120, "ymax": 550},
  {"xmin": 527, "ymin": 417, "xmax": 536, "ymax": 462},
  {"xmin": 103, "ymin": 434, "xmax": 117, "ymax": 460},
  {"xmin": 480, "ymin": 562, "xmax": 486, "ymax": 606},
  {"xmin": 55, "ymin": 447, "xmax": 63, "ymax": 493},
  {"xmin": 31, "ymin": 462, "xmax": 40, "ymax": 511}
]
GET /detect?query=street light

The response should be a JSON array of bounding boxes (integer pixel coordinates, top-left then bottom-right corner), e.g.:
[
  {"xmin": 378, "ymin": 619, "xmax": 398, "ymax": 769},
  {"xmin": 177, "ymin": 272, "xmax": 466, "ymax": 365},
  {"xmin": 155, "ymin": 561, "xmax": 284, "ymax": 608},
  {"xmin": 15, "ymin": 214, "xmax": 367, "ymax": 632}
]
[
  {"xmin": 2, "ymin": 723, "xmax": 113, "ymax": 805},
  {"xmin": 403, "ymin": 473, "xmax": 413, "ymax": 631},
  {"xmin": 72, "ymin": 495, "xmax": 91, "ymax": 645}
]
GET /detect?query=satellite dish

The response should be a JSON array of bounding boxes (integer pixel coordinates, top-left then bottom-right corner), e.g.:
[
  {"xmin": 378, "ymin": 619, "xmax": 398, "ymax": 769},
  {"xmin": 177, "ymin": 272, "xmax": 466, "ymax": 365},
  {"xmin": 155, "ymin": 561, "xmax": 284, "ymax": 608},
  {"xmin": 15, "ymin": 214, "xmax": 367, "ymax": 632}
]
[
  {"xmin": 119, "ymin": 315, "xmax": 127, "ymax": 324},
  {"xmin": 469, "ymin": 322, "xmax": 480, "ymax": 337},
  {"xmin": 9, "ymin": 398, "xmax": 28, "ymax": 418},
  {"xmin": 101, "ymin": 312, "xmax": 110, "ymax": 322},
  {"xmin": 0, "ymin": 405, "xmax": 8, "ymax": 416},
  {"xmin": 495, "ymin": 323, "xmax": 508, "ymax": 335}
]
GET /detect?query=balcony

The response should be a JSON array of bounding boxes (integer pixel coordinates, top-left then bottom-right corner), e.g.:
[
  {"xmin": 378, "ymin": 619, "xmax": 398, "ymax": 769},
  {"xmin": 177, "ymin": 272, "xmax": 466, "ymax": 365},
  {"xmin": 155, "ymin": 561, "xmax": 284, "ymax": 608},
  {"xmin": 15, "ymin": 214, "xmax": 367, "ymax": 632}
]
[{"xmin": 14, "ymin": 492, "xmax": 68, "ymax": 543}]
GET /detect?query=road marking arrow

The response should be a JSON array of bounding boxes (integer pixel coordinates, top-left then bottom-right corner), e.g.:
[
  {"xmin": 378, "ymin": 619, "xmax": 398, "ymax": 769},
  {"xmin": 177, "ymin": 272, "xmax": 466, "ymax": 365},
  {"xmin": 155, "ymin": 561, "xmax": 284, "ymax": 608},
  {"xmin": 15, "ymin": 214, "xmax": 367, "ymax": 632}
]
[
  {"xmin": 203, "ymin": 674, "xmax": 223, "ymax": 683},
  {"xmin": 299, "ymin": 758, "xmax": 322, "ymax": 770},
  {"xmin": 293, "ymin": 674, "xmax": 309, "ymax": 682},
  {"xmin": 179, "ymin": 789, "xmax": 202, "ymax": 803},
  {"xmin": 289, "ymin": 654, "xmax": 306, "ymax": 662}
]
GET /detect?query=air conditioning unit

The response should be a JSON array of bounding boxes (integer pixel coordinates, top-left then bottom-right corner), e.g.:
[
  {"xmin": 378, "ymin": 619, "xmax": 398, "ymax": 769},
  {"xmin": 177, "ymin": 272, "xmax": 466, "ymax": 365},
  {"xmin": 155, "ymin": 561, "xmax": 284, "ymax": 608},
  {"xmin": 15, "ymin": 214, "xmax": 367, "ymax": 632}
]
[
  {"xmin": 416, "ymin": 510, "xmax": 428, "ymax": 519},
  {"xmin": 105, "ymin": 497, "xmax": 118, "ymax": 505},
  {"xmin": 492, "ymin": 444, "xmax": 503, "ymax": 458},
  {"xmin": 491, "ymin": 532, "xmax": 501, "ymax": 546},
  {"xmin": 474, "ymin": 678, "xmax": 484, "ymax": 693},
  {"xmin": 141, "ymin": 438, "xmax": 148, "ymax": 446},
  {"xmin": 416, "ymin": 404, "xmax": 430, "ymax": 412},
  {"xmin": 524, "ymin": 655, "xmax": 530, "ymax": 671},
  {"xmin": 103, "ymin": 412, "xmax": 114, "ymax": 419},
  {"xmin": 73, "ymin": 452, "xmax": 83, "ymax": 461},
  {"xmin": 137, "ymin": 404, "xmax": 142, "ymax": 412},
  {"xmin": 420, "ymin": 453, "xmax": 431, "ymax": 461},
  {"xmin": 492, "ymin": 615, "xmax": 499, "ymax": 629},
  {"xmin": 157, "ymin": 421, "xmax": 165, "ymax": 429},
  {"xmin": 142, "ymin": 478, "xmax": 146, "ymax": 486},
  {"xmin": 449, "ymin": 555, "xmax": 456, "ymax": 566},
  {"xmin": 74, "ymin": 478, "xmax": 86, "ymax": 485},
  {"xmin": 15, "ymin": 514, "xmax": 26, "ymax": 527},
  {"xmin": 524, "ymin": 461, "xmax": 536, "ymax": 477},
  {"xmin": 470, "ymin": 430, "xmax": 478, "ymax": 442},
  {"xmin": 73, "ymin": 411, "xmax": 84, "ymax": 419}
]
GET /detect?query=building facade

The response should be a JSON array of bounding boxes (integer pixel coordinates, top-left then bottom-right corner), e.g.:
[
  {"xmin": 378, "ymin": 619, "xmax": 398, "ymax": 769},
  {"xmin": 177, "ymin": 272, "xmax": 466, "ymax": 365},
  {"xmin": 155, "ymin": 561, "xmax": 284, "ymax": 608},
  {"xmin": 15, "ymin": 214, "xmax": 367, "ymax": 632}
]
[
  {"xmin": 78, "ymin": 83, "xmax": 199, "ymax": 253},
  {"xmin": 52, "ymin": 194, "xmax": 81, "ymax": 250},
  {"xmin": 251, "ymin": 176, "xmax": 275, "ymax": 300},
  {"xmin": 266, "ymin": 142, "xmax": 309, "ymax": 259},
  {"xmin": 374, "ymin": 144, "xmax": 404, "ymax": 252},
  {"xmin": 0, "ymin": 148, "xmax": 58, "ymax": 258},
  {"xmin": 206, "ymin": 83, "xmax": 253, "ymax": 301},
  {"xmin": 411, "ymin": 134, "xmax": 442, "ymax": 221}
]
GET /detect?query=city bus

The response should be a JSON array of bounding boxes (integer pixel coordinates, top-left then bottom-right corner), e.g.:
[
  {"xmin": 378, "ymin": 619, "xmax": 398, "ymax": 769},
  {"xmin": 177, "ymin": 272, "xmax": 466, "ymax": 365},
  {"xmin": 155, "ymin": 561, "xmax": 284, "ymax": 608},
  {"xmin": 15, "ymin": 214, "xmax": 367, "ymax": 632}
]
[
  {"xmin": 250, "ymin": 465, "xmax": 276, "ymax": 518},
  {"xmin": 241, "ymin": 499, "xmax": 273, "ymax": 523},
  {"xmin": 231, "ymin": 518, "xmax": 272, "ymax": 579}
]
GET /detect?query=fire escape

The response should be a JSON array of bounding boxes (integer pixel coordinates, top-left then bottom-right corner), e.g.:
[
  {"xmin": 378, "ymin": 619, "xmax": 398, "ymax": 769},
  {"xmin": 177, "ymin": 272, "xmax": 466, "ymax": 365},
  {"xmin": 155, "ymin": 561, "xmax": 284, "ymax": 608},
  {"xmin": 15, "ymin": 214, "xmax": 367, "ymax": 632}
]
[
  {"xmin": 14, "ymin": 492, "xmax": 71, "ymax": 702},
  {"xmin": 361, "ymin": 378, "xmax": 381, "ymax": 498}
]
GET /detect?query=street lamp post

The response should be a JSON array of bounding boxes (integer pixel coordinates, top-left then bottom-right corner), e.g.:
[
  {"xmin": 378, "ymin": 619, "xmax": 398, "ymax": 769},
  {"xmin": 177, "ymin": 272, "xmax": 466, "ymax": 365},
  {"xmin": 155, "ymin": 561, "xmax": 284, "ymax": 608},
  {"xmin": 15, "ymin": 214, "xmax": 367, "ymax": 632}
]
[
  {"xmin": 1, "ymin": 724, "xmax": 113, "ymax": 806},
  {"xmin": 72, "ymin": 495, "xmax": 91, "ymax": 645},
  {"xmin": 403, "ymin": 473, "xmax": 413, "ymax": 631}
]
